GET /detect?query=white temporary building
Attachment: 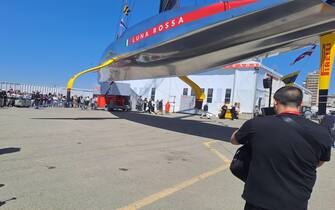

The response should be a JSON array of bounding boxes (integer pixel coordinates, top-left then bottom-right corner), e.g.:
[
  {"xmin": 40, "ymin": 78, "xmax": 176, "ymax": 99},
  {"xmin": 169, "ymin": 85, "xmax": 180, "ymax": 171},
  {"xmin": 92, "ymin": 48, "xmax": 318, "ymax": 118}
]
[{"xmin": 115, "ymin": 60, "xmax": 312, "ymax": 115}]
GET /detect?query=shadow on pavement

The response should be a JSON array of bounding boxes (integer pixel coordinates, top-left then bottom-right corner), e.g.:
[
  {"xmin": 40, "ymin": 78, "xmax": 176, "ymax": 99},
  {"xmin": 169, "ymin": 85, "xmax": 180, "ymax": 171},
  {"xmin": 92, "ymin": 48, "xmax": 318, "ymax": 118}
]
[
  {"xmin": 113, "ymin": 112, "xmax": 237, "ymax": 142},
  {"xmin": 31, "ymin": 117, "xmax": 119, "ymax": 121},
  {"xmin": 0, "ymin": 147, "xmax": 21, "ymax": 156},
  {"xmin": 0, "ymin": 197, "xmax": 17, "ymax": 207}
]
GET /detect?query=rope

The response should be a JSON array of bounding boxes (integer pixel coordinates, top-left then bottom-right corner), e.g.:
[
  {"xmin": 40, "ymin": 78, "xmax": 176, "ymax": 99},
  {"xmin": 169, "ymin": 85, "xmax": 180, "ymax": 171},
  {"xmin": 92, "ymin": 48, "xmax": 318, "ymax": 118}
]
[
  {"xmin": 115, "ymin": 1, "xmax": 124, "ymax": 39},
  {"xmin": 127, "ymin": 0, "xmax": 136, "ymax": 27}
]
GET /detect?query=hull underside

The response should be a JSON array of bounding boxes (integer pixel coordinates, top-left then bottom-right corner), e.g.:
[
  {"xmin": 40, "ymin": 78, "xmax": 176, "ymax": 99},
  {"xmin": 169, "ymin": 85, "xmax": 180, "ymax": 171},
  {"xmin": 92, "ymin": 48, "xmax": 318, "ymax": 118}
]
[{"xmin": 99, "ymin": 0, "xmax": 335, "ymax": 82}]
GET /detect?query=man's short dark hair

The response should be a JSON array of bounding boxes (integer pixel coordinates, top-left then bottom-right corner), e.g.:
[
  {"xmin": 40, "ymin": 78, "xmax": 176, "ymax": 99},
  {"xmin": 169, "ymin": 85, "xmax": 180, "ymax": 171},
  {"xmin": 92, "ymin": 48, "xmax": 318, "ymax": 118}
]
[{"xmin": 274, "ymin": 86, "xmax": 303, "ymax": 107}]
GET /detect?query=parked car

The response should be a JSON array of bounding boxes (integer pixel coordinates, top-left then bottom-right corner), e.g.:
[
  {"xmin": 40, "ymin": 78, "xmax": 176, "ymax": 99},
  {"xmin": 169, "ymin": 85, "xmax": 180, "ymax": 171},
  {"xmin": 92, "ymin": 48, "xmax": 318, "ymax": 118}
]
[{"xmin": 106, "ymin": 95, "xmax": 131, "ymax": 112}]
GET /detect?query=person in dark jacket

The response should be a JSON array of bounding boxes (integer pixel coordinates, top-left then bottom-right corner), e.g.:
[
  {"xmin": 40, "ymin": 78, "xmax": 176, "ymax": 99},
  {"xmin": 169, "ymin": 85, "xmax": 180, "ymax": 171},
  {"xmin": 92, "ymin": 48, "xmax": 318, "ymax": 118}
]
[
  {"xmin": 231, "ymin": 86, "xmax": 332, "ymax": 210},
  {"xmin": 0, "ymin": 89, "xmax": 6, "ymax": 107},
  {"xmin": 34, "ymin": 92, "xmax": 41, "ymax": 109},
  {"xmin": 148, "ymin": 99, "xmax": 154, "ymax": 114},
  {"xmin": 201, "ymin": 103, "xmax": 210, "ymax": 119},
  {"xmin": 320, "ymin": 115, "xmax": 335, "ymax": 148},
  {"xmin": 143, "ymin": 98, "xmax": 148, "ymax": 112},
  {"xmin": 219, "ymin": 104, "xmax": 228, "ymax": 119},
  {"xmin": 231, "ymin": 103, "xmax": 239, "ymax": 120}
]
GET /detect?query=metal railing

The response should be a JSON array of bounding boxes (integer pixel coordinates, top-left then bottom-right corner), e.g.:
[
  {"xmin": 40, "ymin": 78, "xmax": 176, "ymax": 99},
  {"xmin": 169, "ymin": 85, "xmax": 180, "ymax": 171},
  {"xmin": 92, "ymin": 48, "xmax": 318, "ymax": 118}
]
[{"xmin": 0, "ymin": 81, "xmax": 94, "ymax": 97}]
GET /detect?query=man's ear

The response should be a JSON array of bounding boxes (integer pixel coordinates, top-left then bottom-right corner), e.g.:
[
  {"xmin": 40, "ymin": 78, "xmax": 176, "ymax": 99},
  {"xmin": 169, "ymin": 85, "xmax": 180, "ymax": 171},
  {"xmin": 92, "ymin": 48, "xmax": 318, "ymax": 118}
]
[{"xmin": 274, "ymin": 100, "xmax": 278, "ymax": 106}]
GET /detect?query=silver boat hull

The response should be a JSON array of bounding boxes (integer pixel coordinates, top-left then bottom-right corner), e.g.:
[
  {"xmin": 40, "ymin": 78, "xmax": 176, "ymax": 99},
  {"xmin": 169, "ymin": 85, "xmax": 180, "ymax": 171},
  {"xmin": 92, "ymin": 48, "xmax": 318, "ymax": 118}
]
[{"xmin": 99, "ymin": 0, "xmax": 335, "ymax": 82}]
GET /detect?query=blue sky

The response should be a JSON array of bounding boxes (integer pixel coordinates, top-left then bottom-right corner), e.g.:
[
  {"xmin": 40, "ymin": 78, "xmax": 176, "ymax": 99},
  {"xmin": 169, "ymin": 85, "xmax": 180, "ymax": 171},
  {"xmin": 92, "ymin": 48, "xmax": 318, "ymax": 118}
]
[{"xmin": 0, "ymin": 0, "xmax": 333, "ymax": 92}]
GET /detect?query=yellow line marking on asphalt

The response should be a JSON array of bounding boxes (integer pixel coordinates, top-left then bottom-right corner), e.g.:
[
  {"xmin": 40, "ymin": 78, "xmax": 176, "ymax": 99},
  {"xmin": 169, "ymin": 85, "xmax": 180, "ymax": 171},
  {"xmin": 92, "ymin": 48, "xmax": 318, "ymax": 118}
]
[
  {"xmin": 117, "ymin": 141, "xmax": 230, "ymax": 210},
  {"xmin": 203, "ymin": 141, "xmax": 231, "ymax": 164},
  {"xmin": 117, "ymin": 164, "xmax": 229, "ymax": 210}
]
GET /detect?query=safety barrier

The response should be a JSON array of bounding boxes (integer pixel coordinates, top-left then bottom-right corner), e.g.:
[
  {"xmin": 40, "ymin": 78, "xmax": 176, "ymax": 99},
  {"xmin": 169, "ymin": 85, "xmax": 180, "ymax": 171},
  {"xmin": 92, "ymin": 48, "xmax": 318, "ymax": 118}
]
[{"xmin": 0, "ymin": 81, "xmax": 94, "ymax": 97}]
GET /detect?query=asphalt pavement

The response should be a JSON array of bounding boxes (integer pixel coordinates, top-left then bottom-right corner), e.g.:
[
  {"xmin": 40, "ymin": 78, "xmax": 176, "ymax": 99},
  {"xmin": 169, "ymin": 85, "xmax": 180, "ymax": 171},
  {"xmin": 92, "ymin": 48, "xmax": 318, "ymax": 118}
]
[{"xmin": 0, "ymin": 108, "xmax": 333, "ymax": 210}]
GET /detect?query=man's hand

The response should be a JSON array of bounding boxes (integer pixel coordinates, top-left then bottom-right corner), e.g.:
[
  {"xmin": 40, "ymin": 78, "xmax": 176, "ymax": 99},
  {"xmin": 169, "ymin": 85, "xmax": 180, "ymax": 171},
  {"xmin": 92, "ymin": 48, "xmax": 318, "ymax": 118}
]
[{"xmin": 230, "ymin": 130, "xmax": 240, "ymax": 145}]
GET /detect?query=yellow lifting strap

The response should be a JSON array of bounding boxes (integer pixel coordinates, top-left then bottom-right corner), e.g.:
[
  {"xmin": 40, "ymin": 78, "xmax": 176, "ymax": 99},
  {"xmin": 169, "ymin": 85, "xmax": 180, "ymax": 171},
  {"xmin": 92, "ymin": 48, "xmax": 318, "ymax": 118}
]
[
  {"xmin": 65, "ymin": 58, "xmax": 116, "ymax": 105},
  {"xmin": 318, "ymin": 33, "xmax": 335, "ymax": 115},
  {"xmin": 178, "ymin": 76, "xmax": 206, "ymax": 100},
  {"xmin": 66, "ymin": 58, "xmax": 116, "ymax": 91}
]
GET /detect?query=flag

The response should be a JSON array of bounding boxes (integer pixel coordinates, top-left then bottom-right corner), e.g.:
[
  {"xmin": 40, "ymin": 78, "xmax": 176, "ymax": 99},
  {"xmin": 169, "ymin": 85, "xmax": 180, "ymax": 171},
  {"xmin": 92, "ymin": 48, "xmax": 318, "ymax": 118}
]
[
  {"xmin": 123, "ymin": 5, "xmax": 130, "ymax": 16},
  {"xmin": 281, "ymin": 71, "xmax": 300, "ymax": 86},
  {"xmin": 120, "ymin": 18, "xmax": 127, "ymax": 30},
  {"xmin": 290, "ymin": 44, "xmax": 317, "ymax": 65}
]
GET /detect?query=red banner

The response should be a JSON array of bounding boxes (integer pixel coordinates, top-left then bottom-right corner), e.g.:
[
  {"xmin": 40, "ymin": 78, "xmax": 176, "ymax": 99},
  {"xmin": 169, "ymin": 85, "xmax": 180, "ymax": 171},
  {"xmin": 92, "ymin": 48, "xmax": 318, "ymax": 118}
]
[{"xmin": 223, "ymin": 63, "xmax": 261, "ymax": 69}]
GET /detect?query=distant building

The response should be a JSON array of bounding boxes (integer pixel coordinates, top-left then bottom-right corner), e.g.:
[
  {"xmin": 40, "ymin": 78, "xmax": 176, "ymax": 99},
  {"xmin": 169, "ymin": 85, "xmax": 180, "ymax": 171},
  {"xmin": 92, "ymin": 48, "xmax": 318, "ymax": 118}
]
[
  {"xmin": 327, "ymin": 94, "xmax": 335, "ymax": 108},
  {"xmin": 303, "ymin": 71, "xmax": 319, "ymax": 106}
]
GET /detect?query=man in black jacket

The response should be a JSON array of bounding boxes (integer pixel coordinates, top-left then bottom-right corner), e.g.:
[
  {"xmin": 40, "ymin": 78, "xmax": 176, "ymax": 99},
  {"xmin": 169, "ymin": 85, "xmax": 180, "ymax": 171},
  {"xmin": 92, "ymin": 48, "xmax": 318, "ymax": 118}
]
[
  {"xmin": 231, "ymin": 86, "xmax": 332, "ymax": 210},
  {"xmin": 0, "ymin": 89, "xmax": 6, "ymax": 107}
]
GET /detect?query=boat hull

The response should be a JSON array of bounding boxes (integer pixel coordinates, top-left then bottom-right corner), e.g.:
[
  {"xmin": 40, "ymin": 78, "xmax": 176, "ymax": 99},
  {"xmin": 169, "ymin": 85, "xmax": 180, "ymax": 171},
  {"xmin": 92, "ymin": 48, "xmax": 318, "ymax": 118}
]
[{"xmin": 99, "ymin": 0, "xmax": 335, "ymax": 82}]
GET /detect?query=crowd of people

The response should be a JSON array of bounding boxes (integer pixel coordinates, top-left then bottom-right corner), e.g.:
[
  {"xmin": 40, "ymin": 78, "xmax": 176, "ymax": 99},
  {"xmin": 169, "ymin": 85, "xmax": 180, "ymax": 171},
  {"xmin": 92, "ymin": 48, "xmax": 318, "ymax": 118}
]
[
  {"xmin": 135, "ymin": 95, "xmax": 240, "ymax": 120},
  {"xmin": 136, "ymin": 96, "xmax": 167, "ymax": 114},
  {"xmin": 0, "ymin": 89, "xmax": 97, "ymax": 110},
  {"xmin": 67, "ymin": 95, "xmax": 98, "ymax": 110},
  {"xmin": 217, "ymin": 102, "xmax": 240, "ymax": 120}
]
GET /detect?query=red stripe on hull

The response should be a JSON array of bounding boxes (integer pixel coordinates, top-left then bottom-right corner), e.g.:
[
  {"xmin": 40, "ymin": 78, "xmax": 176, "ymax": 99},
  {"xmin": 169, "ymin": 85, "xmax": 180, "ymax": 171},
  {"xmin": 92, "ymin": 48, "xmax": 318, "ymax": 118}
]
[{"xmin": 127, "ymin": 0, "xmax": 258, "ymax": 45}]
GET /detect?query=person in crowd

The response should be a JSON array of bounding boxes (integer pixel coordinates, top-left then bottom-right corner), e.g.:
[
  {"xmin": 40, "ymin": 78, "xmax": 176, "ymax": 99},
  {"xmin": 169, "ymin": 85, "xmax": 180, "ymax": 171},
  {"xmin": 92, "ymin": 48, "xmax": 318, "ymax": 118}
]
[
  {"xmin": 31, "ymin": 91, "xmax": 36, "ymax": 107},
  {"xmin": 79, "ymin": 96, "xmax": 84, "ymax": 109},
  {"xmin": 151, "ymin": 99, "xmax": 156, "ymax": 113},
  {"xmin": 230, "ymin": 86, "xmax": 332, "ymax": 210},
  {"xmin": 219, "ymin": 104, "xmax": 228, "ymax": 119},
  {"xmin": 165, "ymin": 101, "xmax": 171, "ymax": 114},
  {"xmin": 34, "ymin": 92, "xmax": 41, "ymax": 109},
  {"xmin": 76, "ymin": 96, "xmax": 81, "ymax": 109},
  {"xmin": 148, "ymin": 99, "xmax": 153, "ymax": 114},
  {"xmin": 62, "ymin": 96, "xmax": 67, "ymax": 107},
  {"xmin": 70, "ymin": 96, "xmax": 74, "ymax": 108},
  {"xmin": 143, "ymin": 98, "xmax": 148, "ymax": 112},
  {"xmin": 47, "ymin": 93, "xmax": 53, "ymax": 107},
  {"xmin": 231, "ymin": 103, "xmax": 239, "ymax": 120},
  {"xmin": 158, "ymin": 99, "xmax": 163, "ymax": 114},
  {"xmin": 73, "ymin": 95, "xmax": 78, "ymax": 108},
  {"xmin": 8, "ymin": 90, "xmax": 15, "ymax": 107},
  {"xmin": 201, "ymin": 103, "xmax": 210, "ymax": 119},
  {"xmin": 156, "ymin": 99, "xmax": 160, "ymax": 112},
  {"xmin": 84, "ymin": 96, "xmax": 90, "ymax": 110},
  {"xmin": 320, "ymin": 115, "xmax": 335, "ymax": 148},
  {"xmin": 3, "ymin": 90, "xmax": 7, "ymax": 107},
  {"xmin": 236, "ymin": 102, "xmax": 240, "ymax": 113},
  {"xmin": 253, "ymin": 105, "xmax": 260, "ymax": 117},
  {"xmin": 42, "ymin": 94, "xmax": 48, "ymax": 107},
  {"xmin": 136, "ymin": 96, "xmax": 143, "ymax": 111},
  {"xmin": 0, "ymin": 89, "xmax": 6, "ymax": 107},
  {"xmin": 90, "ymin": 96, "xmax": 96, "ymax": 110},
  {"xmin": 52, "ymin": 94, "xmax": 58, "ymax": 107}
]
